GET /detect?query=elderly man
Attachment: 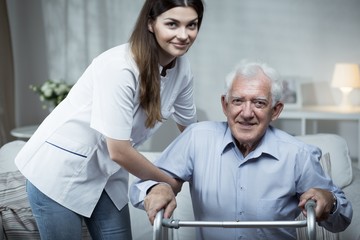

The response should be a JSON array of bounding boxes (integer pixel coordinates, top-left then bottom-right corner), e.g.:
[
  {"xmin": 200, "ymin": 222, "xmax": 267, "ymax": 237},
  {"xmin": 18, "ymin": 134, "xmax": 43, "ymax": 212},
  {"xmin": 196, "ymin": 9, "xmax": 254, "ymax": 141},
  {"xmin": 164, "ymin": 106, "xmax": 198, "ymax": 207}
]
[{"xmin": 130, "ymin": 60, "xmax": 352, "ymax": 240}]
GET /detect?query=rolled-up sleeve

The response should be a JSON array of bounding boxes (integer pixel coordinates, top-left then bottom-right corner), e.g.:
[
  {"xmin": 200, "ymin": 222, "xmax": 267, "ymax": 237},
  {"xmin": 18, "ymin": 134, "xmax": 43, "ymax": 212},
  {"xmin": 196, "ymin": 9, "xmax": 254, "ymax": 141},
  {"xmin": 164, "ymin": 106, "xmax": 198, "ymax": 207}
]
[
  {"xmin": 319, "ymin": 188, "xmax": 353, "ymax": 232},
  {"xmin": 129, "ymin": 179, "xmax": 159, "ymax": 209},
  {"xmin": 297, "ymin": 147, "xmax": 353, "ymax": 232}
]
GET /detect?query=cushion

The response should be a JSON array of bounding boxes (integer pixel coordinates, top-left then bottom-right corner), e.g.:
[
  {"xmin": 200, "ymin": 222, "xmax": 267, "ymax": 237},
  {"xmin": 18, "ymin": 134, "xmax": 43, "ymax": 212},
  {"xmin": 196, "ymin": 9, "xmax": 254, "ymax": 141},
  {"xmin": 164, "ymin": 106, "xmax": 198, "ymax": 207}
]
[
  {"xmin": 0, "ymin": 171, "xmax": 91, "ymax": 239},
  {"xmin": 341, "ymin": 166, "xmax": 360, "ymax": 240},
  {"xmin": 320, "ymin": 152, "xmax": 332, "ymax": 178},
  {"xmin": 296, "ymin": 134, "xmax": 353, "ymax": 188},
  {"xmin": 0, "ymin": 171, "xmax": 40, "ymax": 239},
  {"xmin": 0, "ymin": 140, "xmax": 26, "ymax": 173}
]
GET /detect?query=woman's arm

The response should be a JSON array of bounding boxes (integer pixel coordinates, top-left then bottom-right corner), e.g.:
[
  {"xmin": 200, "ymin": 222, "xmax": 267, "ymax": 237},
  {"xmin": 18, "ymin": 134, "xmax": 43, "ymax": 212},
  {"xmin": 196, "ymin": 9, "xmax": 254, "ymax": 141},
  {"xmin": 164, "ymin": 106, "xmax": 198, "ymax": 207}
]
[{"xmin": 106, "ymin": 138, "xmax": 179, "ymax": 191}]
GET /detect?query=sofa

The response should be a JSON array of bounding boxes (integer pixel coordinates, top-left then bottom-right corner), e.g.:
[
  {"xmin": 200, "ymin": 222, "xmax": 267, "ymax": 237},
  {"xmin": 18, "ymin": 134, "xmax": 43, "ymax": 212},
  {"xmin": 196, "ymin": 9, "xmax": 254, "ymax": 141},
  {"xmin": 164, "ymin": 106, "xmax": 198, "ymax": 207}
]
[{"xmin": 1, "ymin": 134, "xmax": 359, "ymax": 240}]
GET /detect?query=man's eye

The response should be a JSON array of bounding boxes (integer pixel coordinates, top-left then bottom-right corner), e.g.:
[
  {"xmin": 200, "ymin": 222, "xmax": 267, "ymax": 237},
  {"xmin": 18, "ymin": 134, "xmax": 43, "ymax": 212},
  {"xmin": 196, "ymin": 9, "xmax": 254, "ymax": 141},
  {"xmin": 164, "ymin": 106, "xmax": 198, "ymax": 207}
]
[
  {"xmin": 232, "ymin": 98, "xmax": 242, "ymax": 105},
  {"xmin": 254, "ymin": 101, "xmax": 267, "ymax": 108}
]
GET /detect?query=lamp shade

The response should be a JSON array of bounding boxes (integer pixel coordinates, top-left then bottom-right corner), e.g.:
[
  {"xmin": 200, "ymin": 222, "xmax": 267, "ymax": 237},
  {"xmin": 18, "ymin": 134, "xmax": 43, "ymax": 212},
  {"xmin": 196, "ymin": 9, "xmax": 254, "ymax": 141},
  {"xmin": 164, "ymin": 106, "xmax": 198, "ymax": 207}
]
[{"xmin": 331, "ymin": 63, "xmax": 360, "ymax": 88}]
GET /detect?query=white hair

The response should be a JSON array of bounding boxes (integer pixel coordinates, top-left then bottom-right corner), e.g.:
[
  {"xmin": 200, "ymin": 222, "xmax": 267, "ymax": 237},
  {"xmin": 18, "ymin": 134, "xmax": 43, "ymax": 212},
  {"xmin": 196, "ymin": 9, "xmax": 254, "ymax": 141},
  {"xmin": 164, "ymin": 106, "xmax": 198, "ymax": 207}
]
[{"xmin": 224, "ymin": 60, "xmax": 283, "ymax": 107}]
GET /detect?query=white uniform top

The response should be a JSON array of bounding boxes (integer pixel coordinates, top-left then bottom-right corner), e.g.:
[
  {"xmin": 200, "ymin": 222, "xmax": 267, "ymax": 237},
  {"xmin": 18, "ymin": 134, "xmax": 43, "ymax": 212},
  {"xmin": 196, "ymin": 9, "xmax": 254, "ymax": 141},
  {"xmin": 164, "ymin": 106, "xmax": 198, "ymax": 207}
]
[{"xmin": 15, "ymin": 43, "xmax": 197, "ymax": 217}]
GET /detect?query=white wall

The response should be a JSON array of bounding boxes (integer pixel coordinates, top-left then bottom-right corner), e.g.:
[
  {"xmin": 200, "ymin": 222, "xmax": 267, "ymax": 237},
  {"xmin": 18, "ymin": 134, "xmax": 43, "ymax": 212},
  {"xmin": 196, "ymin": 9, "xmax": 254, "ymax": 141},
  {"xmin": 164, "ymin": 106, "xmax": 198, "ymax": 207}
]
[
  {"xmin": 7, "ymin": 0, "xmax": 360, "ymax": 158},
  {"xmin": 189, "ymin": 0, "xmax": 360, "ymax": 121}
]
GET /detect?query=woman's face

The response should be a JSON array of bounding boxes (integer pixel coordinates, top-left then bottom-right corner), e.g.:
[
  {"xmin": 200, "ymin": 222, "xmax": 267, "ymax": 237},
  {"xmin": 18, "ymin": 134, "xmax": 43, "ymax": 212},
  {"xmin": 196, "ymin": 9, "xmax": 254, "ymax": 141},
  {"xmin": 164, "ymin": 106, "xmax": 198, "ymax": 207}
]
[{"xmin": 148, "ymin": 6, "xmax": 199, "ymax": 66}]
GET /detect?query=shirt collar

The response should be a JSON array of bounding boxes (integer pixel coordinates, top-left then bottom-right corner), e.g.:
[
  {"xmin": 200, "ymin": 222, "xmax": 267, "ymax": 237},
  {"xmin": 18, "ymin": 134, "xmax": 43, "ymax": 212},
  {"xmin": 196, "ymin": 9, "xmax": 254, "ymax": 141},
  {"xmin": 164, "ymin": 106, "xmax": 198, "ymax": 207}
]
[
  {"xmin": 159, "ymin": 59, "xmax": 177, "ymax": 77},
  {"xmin": 220, "ymin": 124, "xmax": 280, "ymax": 161},
  {"xmin": 250, "ymin": 126, "xmax": 280, "ymax": 160},
  {"xmin": 221, "ymin": 123, "xmax": 236, "ymax": 154}
]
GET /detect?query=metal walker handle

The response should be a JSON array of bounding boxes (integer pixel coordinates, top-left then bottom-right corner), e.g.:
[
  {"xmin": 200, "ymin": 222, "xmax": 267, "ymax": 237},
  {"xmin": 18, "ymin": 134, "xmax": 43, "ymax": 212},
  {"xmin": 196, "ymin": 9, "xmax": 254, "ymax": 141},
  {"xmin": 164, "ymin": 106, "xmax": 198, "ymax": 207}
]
[{"xmin": 153, "ymin": 199, "xmax": 317, "ymax": 240}]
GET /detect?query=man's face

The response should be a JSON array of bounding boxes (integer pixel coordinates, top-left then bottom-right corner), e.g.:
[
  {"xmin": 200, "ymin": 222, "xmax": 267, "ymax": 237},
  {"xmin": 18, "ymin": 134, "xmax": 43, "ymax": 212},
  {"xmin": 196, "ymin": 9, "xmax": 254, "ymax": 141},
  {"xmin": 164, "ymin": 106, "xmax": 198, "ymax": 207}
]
[{"xmin": 221, "ymin": 71, "xmax": 283, "ymax": 148}]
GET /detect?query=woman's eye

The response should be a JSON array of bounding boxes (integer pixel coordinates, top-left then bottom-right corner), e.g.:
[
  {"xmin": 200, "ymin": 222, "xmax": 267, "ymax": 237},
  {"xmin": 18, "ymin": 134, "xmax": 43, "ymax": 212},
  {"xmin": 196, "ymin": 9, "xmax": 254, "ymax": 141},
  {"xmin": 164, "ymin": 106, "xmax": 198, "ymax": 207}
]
[
  {"xmin": 188, "ymin": 22, "xmax": 198, "ymax": 30},
  {"xmin": 166, "ymin": 22, "xmax": 177, "ymax": 28}
]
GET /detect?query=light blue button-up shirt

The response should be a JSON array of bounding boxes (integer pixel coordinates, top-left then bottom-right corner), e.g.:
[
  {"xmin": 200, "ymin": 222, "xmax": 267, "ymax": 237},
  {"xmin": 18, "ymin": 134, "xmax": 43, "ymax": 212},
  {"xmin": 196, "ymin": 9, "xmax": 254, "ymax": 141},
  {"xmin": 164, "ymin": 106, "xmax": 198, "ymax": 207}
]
[{"xmin": 130, "ymin": 121, "xmax": 352, "ymax": 240}]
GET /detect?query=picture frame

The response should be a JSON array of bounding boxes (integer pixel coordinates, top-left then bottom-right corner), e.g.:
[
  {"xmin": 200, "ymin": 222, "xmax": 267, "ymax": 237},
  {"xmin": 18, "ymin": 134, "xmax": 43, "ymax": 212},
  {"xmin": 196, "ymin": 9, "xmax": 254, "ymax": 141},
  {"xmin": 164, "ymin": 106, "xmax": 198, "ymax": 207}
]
[{"xmin": 281, "ymin": 77, "xmax": 302, "ymax": 109}]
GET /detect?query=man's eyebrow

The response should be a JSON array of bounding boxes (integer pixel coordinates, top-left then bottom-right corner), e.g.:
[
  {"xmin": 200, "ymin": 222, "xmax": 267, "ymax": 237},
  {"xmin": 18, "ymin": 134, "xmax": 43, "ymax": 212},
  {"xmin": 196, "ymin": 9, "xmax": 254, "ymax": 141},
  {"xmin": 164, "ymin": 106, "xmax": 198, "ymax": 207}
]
[
  {"xmin": 255, "ymin": 97, "xmax": 268, "ymax": 101},
  {"xmin": 230, "ymin": 96, "xmax": 269, "ymax": 101},
  {"xmin": 229, "ymin": 96, "xmax": 243, "ymax": 99}
]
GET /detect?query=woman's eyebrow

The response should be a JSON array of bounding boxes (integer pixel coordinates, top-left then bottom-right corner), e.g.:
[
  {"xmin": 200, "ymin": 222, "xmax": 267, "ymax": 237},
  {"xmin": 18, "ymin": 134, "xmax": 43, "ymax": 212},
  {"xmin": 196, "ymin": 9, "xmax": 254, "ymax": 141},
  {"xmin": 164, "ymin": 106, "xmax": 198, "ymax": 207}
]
[{"xmin": 163, "ymin": 17, "xmax": 199, "ymax": 23}]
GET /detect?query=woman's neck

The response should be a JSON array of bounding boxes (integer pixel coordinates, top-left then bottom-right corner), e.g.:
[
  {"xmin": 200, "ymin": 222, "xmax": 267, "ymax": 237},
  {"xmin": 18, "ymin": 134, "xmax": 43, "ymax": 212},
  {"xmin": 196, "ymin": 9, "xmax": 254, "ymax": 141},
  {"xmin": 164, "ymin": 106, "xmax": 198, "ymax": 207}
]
[{"xmin": 160, "ymin": 59, "xmax": 176, "ymax": 77}]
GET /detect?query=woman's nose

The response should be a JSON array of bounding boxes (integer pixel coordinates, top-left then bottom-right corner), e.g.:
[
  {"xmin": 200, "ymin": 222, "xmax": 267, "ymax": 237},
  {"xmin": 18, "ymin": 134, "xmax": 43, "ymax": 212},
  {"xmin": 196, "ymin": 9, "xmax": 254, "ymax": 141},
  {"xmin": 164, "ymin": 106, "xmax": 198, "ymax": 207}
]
[{"xmin": 177, "ymin": 28, "xmax": 188, "ymax": 40}]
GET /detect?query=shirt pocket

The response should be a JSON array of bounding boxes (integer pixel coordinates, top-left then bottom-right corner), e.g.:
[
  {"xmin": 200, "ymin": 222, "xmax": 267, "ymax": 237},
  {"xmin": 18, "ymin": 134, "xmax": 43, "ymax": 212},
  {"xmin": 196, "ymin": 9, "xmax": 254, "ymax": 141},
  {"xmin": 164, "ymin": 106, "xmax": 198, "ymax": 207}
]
[
  {"xmin": 47, "ymin": 132, "xmax": 95, "ymax": 156},
  {"xmin": 256, "ymin": 198, "xmax": 297, "ymax": 239},
  {"xmin": 44, "ymin": 132, "xmax": 97, "ymax": 174},
  {"xmin": 257, "ymin": 198, "xmax": 289, "ymax": 221}
]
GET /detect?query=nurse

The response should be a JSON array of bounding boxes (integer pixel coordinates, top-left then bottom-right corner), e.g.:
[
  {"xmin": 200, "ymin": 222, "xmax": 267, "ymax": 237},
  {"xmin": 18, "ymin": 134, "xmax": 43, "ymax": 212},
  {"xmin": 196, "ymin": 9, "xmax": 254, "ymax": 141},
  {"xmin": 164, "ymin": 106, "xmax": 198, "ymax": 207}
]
[{"xmin": 15, "ymin": 0, "xmax": 205, "ymax": 239}]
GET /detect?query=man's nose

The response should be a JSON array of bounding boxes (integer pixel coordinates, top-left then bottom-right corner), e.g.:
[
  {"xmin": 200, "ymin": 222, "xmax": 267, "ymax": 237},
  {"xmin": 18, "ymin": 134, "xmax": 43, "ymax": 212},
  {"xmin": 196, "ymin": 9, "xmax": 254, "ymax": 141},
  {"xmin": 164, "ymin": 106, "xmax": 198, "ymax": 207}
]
[{"xmin": 240, "ymin": 102, "xmax": 254, "ymax": 117}]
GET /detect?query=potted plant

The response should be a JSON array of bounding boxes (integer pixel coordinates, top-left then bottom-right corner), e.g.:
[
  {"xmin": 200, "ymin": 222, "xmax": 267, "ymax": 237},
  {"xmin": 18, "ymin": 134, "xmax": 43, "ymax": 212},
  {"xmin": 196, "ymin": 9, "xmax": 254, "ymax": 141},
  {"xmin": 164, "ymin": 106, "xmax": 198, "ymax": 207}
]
[{"xmin": 30, "ymin": 79, "xmax": 73, "ymax": 111}]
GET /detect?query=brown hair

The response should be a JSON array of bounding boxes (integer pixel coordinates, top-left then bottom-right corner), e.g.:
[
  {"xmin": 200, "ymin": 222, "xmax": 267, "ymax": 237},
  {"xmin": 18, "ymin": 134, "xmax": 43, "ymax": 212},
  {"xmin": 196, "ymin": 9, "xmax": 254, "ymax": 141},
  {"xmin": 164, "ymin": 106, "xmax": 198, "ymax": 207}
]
[{"xmin": 129, "ymin": 0, "xmax": 204, "ymax": 128}]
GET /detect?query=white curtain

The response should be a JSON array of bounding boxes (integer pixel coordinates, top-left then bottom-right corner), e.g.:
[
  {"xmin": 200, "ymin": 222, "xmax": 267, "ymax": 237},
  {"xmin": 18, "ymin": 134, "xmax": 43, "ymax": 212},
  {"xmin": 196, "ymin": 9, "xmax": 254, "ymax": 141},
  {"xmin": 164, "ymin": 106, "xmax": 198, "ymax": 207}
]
[
  {"xmin": 0, "ymin": 0, "xmax": 15, "ymax": 145},
  {"xmin": 40, "ymin": 0, "xmax": 144, "ymax": 84}
]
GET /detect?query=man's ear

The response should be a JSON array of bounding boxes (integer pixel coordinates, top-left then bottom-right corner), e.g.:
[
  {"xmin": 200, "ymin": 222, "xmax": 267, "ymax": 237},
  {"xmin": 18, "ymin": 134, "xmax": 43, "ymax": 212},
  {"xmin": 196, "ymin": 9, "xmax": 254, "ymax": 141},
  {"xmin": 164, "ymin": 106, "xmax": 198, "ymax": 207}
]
[
  {"xmin": 271, "ymin": 101, "xmax": 284, "ymax": 121},
  {"xmin": 221, "ymin": 95, "xmax": 228, "ymax": 117}
]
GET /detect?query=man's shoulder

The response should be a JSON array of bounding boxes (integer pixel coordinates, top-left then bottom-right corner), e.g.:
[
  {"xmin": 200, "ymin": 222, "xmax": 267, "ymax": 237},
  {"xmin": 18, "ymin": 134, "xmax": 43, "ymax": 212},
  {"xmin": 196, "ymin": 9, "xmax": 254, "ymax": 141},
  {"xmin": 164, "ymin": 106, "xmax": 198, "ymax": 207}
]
[{"xmin": 269, "ymin": 126, "xmax": 318, "ymax": 150}]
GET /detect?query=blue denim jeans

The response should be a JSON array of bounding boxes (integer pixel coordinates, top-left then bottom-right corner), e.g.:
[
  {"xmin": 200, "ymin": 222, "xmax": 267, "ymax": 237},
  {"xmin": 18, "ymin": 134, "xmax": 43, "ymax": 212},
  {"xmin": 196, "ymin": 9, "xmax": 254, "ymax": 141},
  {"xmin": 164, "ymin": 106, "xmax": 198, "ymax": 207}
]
[{"xmin": 26, "ymin": 180, "xmax": 132, "ymax": 240}]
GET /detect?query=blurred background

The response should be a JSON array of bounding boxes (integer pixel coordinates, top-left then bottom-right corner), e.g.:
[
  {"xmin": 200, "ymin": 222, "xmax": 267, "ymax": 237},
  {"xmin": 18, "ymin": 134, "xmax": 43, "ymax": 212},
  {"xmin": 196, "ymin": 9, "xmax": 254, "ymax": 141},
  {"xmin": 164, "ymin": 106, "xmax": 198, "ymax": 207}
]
[{"xmin": 1, "ymin": 0, "xmax": 360, "ymax": 157}]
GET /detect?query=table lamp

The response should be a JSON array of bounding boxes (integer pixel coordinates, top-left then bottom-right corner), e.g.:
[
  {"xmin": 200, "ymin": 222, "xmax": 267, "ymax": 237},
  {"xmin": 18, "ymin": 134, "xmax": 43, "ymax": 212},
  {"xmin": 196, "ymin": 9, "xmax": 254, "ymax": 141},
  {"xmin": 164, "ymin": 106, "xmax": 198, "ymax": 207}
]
[{"xmin": 331, "ymin": 63, "xmax": 360, "ymax": 107}]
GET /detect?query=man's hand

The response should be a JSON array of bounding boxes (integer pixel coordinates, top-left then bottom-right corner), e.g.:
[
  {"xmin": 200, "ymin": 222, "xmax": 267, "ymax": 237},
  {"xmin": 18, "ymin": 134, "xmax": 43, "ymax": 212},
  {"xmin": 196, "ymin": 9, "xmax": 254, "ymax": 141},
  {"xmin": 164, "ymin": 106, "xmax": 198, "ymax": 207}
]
[
  {"xmin": 144, "ymin": 183, "xmax": 177, "ymax": 225},
  {"xmin": 299, "ymin": 188, "xmax": 336, "ymax": 221}
]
